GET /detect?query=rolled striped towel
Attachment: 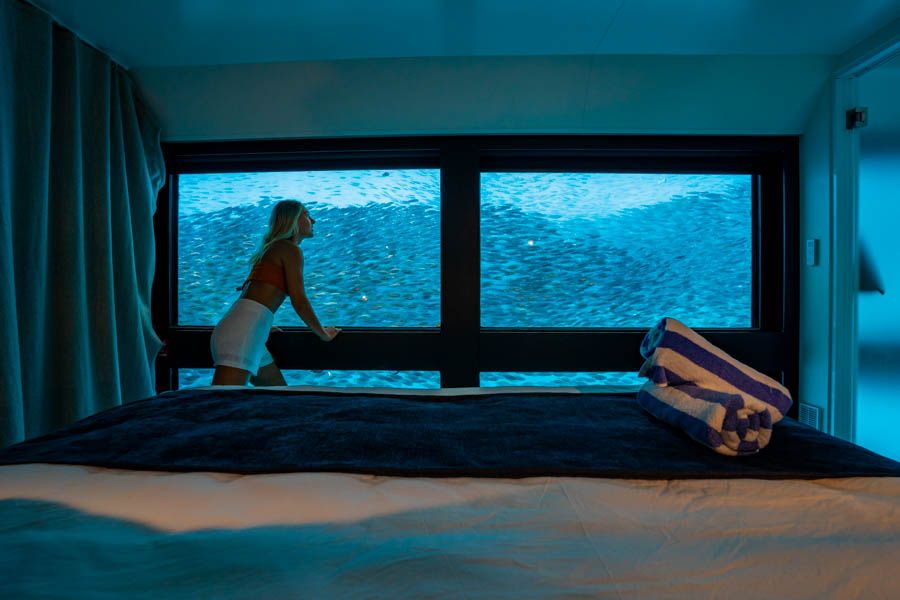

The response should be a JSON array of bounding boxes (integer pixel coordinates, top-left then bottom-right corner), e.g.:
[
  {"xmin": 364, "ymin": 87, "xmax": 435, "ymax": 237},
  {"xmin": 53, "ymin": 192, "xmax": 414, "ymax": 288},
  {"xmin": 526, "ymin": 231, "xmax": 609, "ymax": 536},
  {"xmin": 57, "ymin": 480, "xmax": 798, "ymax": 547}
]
[
  {"xmin": 639, "ymin": 317, "xmax": 792, "ymax": 422},
  {"xmin": 637, "ymin": 382, "xmax": 773, "ymax": 456}
]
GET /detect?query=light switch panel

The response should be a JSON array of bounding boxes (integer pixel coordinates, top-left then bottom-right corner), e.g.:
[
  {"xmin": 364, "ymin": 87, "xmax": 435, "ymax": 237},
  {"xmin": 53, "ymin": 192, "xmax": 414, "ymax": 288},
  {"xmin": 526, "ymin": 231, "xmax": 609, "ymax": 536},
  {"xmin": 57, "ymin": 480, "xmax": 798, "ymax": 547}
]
[{"xmin": 806, "ymin": 239, "xmax": 819, "ymax": 266}]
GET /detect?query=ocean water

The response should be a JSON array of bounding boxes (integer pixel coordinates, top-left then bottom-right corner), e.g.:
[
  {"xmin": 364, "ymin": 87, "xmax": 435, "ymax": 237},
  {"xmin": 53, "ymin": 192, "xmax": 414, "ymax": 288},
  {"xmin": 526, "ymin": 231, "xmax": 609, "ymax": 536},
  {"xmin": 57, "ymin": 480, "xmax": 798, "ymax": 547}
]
[
  {"xmin": 481, "ymin": 172, "xmax": 751, "ymax": 327},
  {"xmin": 177, "ymin": 368, "xmax": 642, "ymax": 389},
  {"xmin": 178, "ymin": 369, "xmax": 441, "ymax": 389},
  {"xmin": 179, "ymin": 170, "xmax": 441, "ymax": 327},
  {"xmin": 178, "ymin": 170, "xmax": 751, "ymax": 388}
]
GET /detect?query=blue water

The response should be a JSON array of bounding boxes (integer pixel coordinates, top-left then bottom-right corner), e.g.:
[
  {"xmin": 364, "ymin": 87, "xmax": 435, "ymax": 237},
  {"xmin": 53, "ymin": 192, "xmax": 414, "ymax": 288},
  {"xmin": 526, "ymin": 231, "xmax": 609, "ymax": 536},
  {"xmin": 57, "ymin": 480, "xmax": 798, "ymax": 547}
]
[
  {"xmin": 177, "ymin": 170, "xmax": 751, "ymax": 388},
  {"xmin": 480, "ymin": 173, "xmax": 752, "ymax": 327},
  {"xmin": 179, "ymin": 170, "xmax": 441, "ymax": 327},
  {"xmin": 178, "ymin": 368, "xmax": 642, "ymax": 389},
  {"xmin": 179, "ymin": 369, "xmax": 441, "ymax": 389},
  {"xmin": 479, "ymin": 372, "xmax": 644, "ymax": 388}
]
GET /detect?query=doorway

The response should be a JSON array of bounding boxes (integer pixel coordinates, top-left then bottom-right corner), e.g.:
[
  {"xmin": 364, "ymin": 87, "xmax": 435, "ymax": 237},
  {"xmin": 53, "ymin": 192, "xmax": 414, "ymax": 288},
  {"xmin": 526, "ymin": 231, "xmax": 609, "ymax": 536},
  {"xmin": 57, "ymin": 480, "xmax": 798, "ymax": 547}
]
[{"xmin": 855, "ymin": 54, "xmax": 900, "ymax": 461}]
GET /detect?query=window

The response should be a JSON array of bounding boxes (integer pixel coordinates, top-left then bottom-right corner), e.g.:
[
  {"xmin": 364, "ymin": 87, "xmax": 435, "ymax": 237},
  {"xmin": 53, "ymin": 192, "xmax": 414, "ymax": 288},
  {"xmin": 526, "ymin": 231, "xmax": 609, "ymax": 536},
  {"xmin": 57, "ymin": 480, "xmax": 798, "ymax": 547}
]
[
  {"xmin": 178, "ymin": 169, "xmax": 440, "ymax": 327},
  {"xmin": 481, "ymin": 172, "xmax": 752, "ymax": 328},
  {"xmin": 179, "ymin": 368, "xmax": 440, "ymax": 389},
  {"xmin": 480, "ymin": 372, "xmax": 643, "ymax": 388},
  {"xmin": 154, "ymin": 136, "xmax": 797, "ymax": 404}
]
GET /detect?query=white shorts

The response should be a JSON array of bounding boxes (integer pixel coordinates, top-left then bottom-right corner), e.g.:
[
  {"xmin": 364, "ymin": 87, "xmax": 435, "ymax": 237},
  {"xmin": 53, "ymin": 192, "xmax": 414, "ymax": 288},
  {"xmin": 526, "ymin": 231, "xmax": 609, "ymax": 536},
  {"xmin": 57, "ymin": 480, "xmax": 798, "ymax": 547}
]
[{"xmin": 210, "ymin": 299, "xmax": 275, "ymax": 376}]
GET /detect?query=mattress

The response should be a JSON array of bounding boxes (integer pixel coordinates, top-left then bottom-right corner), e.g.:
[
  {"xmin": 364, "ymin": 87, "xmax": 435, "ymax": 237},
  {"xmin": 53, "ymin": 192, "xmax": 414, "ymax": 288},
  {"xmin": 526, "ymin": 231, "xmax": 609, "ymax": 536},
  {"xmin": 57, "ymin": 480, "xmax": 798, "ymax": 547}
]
[{"xmin": 1, "ymin": 386, "xmax": 898, "ymax": 599}]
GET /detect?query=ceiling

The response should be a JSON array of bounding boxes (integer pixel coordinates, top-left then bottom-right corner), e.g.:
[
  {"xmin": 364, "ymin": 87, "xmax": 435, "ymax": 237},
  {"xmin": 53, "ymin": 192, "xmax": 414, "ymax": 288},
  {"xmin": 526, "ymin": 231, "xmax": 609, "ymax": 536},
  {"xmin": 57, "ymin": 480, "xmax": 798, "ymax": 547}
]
[{"xmin": 28, "ymin": 0, "xmax": 900, "ymax": 69}]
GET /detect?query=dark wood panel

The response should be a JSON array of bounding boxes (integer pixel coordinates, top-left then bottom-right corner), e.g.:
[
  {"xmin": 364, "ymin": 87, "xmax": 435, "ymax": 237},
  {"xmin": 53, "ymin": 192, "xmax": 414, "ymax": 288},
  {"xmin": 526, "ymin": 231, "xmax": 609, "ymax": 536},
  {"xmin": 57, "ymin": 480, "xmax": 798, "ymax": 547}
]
[
  {"xmin": 440, "ymin": 140, "xmax": 480, "ymax": 387},
  {"xmin": 480, "ymin": 330, "xmax": 786, "ymax": 375},
  {"xmin": 166, "ymin": 328, "xmax": 785, "ymax": 379},
  {"xmin": 167, "ymin": 328, "xmax": 442, "ymax": 370}
]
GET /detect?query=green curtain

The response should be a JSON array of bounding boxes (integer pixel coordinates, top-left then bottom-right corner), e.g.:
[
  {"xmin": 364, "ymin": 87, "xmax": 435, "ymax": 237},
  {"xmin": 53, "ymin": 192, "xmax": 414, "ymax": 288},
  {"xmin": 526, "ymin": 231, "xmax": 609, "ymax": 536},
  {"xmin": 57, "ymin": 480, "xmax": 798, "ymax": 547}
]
[{"xmin": 0, "ymin": 0, "xmax": 164, "ymax": 446}]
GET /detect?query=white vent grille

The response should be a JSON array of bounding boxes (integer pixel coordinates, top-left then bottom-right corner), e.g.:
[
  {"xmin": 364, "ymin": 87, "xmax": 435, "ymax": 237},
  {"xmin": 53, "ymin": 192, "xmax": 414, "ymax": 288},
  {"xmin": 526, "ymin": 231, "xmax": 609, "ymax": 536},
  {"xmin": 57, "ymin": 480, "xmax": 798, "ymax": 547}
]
[{"xmin": 799, "ymin": 403, "xmax": 821, "ymax": 430}]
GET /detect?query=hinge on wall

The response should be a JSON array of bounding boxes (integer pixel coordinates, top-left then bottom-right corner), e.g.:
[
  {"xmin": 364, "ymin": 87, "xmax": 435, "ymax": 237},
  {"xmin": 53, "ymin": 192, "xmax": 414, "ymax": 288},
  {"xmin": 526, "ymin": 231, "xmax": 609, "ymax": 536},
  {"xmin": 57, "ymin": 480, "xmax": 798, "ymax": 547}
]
[{"xmin": 845, "ymin": 107, "xmax": 868, "ymax": 130}]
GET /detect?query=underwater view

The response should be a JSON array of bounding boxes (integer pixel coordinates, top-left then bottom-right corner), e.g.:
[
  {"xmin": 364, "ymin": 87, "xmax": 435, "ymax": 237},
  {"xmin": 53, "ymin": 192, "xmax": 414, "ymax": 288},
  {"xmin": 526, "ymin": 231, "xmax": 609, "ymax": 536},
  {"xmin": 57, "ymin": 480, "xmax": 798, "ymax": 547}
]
[
  {"xmin": 177, "ymin": 369, "xmax": 645, "ymax": 389},
  {"xmin": 480, "ymin": 172, "xmax": 752, "ymax": 327},
  {"xmin": 177, "ymin": 169, "xmax": 751, "ymax": 388}
]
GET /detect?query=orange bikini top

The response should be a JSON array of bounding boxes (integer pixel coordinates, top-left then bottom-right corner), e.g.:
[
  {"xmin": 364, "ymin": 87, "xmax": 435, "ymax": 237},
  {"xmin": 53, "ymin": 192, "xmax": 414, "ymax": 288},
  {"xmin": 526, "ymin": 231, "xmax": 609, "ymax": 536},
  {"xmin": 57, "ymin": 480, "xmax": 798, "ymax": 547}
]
[{"xmin": 244, "ymin": 260, "xmax": 287, "ymax": 293}]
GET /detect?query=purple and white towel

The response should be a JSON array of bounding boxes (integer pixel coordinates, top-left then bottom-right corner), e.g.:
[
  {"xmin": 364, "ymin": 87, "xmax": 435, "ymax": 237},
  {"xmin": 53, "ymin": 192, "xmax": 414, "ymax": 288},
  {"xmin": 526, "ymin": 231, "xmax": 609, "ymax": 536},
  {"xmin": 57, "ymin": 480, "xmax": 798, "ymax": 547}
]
[
  {"xmin": 639, "ymin": 317, "xmax": 793, "ymax": 422},
  {"xmin": 637, "ymin": 382, "xmax": 774, "ymax": 456}
]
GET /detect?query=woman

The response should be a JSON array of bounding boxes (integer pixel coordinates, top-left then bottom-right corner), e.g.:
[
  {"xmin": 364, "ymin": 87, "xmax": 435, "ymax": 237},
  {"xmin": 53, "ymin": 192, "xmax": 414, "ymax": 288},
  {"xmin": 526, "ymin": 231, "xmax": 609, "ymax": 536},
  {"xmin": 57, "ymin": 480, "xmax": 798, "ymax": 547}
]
[{"xmin": 211, "ymin": 200, "xmax": 340, "ymax": 386}]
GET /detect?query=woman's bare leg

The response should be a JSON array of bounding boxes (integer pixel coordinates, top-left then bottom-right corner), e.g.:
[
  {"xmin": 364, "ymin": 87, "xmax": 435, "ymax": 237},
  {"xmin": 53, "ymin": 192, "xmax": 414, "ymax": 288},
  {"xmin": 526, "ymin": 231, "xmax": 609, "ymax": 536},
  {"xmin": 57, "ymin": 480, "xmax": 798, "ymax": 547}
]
[
  {"xmin": 212, "ymin": 365, "xmax": 251, "ymax": 386},
  {"xmin": 250, "ymin": 362, "xmax": 287, "ymax": 387}
]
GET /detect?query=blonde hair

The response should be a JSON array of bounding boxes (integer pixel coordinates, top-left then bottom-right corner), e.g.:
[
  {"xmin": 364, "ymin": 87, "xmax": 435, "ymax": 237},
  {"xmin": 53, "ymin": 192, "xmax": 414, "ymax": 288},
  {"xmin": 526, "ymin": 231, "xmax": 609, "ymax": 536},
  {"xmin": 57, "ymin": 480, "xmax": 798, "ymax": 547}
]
[{"xmin": 249, "ymin": 200, "xmax": 305, "ymax": 265}]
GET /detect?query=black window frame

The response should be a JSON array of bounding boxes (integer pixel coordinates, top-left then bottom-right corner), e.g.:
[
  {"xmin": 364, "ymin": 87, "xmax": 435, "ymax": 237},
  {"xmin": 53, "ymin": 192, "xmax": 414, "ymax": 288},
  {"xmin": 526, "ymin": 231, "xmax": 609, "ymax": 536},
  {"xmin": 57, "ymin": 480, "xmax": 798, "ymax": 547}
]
[{"xmin": 153, "ymin": 135, "xmax": 798, "ymax": 416}]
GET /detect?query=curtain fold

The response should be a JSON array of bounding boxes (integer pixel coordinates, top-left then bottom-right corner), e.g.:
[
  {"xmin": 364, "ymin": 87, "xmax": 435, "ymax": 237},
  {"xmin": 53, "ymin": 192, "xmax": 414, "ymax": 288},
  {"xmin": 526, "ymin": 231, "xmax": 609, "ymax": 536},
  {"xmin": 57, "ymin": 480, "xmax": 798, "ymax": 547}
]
[{"xmin": 0, "ymin": 0, "xmax": 164, "ymax": 446}]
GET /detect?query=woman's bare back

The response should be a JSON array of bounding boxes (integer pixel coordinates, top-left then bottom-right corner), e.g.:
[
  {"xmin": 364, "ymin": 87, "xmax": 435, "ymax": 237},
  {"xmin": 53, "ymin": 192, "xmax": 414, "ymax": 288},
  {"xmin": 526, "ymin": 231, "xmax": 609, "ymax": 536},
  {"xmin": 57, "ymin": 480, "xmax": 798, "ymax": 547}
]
[{"xmin": 239, "ymin": 240, "xmax": 296, "ymax": 313}]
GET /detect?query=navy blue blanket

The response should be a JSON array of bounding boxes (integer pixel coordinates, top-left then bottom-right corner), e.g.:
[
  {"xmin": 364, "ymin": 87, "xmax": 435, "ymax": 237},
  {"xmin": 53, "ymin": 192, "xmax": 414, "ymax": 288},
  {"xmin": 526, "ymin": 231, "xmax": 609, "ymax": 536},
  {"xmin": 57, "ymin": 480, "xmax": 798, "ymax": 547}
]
[{"xmin": 1, "ymin": 388, "xmax": 898, "ymax": 478}]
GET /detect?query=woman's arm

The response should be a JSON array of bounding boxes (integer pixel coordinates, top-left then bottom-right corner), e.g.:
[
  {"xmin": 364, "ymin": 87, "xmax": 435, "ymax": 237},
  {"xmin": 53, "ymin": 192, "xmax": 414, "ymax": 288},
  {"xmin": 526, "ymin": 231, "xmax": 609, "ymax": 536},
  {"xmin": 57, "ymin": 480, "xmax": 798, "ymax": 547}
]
[{"xmin": 283, "ymin": 245, "xmax": 339, "ymax": 341}]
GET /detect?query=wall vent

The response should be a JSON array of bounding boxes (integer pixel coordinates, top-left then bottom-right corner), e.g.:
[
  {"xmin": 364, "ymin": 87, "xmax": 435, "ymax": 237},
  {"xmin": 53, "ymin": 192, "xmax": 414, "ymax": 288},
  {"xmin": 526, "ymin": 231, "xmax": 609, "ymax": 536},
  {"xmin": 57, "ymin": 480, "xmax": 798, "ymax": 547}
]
[{"xmin": 798, "ymin": 403, "xmax": 822, "ymax": 430}]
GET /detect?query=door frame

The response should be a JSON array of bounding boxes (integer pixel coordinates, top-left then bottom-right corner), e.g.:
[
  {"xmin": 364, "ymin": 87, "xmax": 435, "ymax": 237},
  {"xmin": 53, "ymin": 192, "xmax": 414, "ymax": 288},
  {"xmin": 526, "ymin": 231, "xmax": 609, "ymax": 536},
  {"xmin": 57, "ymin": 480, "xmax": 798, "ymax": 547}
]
[{"xmin": 829, "ymin": 27, "xmax": 900, "ymax": 441}]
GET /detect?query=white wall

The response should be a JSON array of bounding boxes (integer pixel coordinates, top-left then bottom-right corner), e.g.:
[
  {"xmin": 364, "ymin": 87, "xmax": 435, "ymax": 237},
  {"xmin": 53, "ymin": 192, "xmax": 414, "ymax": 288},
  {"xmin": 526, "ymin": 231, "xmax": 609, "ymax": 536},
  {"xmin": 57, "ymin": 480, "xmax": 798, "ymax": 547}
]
[
  {"xmin": 132, "ymin": 54, "xmax": 832, "ymax": 141},
  {"xmin": 798, "ymin": 84, "xmax": 833, "ymax": 424}
]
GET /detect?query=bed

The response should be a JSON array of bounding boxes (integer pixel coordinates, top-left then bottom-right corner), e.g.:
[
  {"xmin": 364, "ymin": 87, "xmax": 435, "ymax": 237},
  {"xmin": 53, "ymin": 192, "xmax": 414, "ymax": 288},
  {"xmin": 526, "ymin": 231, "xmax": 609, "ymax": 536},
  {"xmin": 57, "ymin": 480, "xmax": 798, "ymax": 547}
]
[{"xmin": 1, "ymin": 385, "xmax": 898, "ymax": 599}]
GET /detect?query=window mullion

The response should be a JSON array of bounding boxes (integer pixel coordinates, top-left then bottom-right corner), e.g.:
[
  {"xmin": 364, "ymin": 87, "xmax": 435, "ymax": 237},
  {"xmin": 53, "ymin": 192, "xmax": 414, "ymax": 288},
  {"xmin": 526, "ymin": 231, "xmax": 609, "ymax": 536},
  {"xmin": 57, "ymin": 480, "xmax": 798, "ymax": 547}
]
[{"xmin": 440, "ymin": 141, "xmax": 480, "ymax": 387}]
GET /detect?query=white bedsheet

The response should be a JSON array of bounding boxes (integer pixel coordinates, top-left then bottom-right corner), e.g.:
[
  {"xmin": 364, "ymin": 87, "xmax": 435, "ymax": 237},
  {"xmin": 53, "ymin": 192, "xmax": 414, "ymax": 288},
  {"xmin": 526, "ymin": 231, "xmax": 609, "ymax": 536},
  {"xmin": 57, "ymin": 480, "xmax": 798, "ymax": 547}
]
[{"xmin": 1, "ymin": 464, "xmax": 898, "ymax": 599}]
